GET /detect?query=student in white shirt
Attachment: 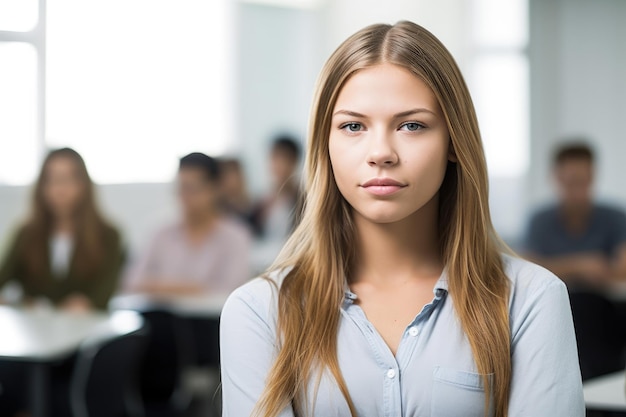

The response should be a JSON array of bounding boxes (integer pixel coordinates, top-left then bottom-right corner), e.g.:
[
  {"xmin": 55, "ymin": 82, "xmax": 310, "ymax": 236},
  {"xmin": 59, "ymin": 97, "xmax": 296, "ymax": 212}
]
[{"xmin": 220, "ymin": 21, "xmax": 584, "ymax": 417}]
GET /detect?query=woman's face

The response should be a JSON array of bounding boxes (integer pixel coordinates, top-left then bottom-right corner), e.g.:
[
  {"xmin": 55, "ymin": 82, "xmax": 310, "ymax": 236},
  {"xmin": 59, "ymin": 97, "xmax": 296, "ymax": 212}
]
[
  {"xmin": 328, "ymin": 63, "xmax": 452, "ymax": 225},
  {"xmin": 42, "ymin": 156, "xmax": 85, "ymax": 218}
]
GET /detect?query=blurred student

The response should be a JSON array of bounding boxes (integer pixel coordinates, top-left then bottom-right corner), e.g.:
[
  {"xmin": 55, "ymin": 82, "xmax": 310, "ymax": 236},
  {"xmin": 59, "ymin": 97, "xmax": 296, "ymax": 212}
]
[
  {"xmin": 219, "ymin": 157, "xmax": 254, "ymax": 228},
  {"xmin": 524, "ymin": 142, "xmax": 626, "ymax": 285},
  {"xmin": 524, "ymin": 142, "xmax": 626, "ymax": 379},
  {"xmin": 124, "ymin": 152, "xmax": 251, "ymax": 296},
  {"xmin": 252, "ymin": 136, "xmax": 302, "ymax": 240},
  {"xmin": 0, "ymin": 147, "xmax": 123, "ymax": 417},
  {"xmin": 0, "ymin": 147, "xmax": 124, "ymax": 311}
]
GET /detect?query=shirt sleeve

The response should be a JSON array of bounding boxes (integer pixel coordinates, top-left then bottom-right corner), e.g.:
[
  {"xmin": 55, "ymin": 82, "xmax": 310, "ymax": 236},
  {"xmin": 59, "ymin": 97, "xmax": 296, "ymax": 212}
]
[
  {"xmin": 508, "ymin": 277, "xmax": 585, "ymax": 416},
  {"xmin": 85, "ymin": 229, "xmax": 126, "ymax": 309},
  {"xmin": 0, "ymin": 229, "xmax": 24, "ymax": 289},
  {"xmin": 220, "ymin": 281, "xmax": 294, "ymax": 417}
]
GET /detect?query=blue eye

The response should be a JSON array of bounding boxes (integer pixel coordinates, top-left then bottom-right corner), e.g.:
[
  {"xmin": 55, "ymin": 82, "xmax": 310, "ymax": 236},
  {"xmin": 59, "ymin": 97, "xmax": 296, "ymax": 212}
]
[
  {"xmin": 401, "ymin": 122, "xmax": 424, "ymax": 131},
  {"xmin": 341, "ymin": 122, "xmax": 363, "ymax": 132}
]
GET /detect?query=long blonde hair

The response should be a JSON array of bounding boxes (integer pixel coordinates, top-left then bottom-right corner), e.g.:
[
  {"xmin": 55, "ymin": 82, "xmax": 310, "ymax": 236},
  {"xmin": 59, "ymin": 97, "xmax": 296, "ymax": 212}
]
[{"xmin": 256, "ymin": 21, "xmax": 511, "ymax": 417}]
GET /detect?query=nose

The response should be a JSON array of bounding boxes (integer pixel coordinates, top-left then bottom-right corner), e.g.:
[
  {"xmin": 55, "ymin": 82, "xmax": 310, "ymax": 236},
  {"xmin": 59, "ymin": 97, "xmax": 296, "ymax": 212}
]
[{"xmin": 367, "ymin": 132, "xmax": 399, "ymax": 167}]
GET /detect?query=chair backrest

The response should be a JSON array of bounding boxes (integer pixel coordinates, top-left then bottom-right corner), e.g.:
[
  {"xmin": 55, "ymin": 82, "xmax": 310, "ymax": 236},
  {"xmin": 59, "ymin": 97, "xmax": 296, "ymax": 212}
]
[
  {"xmin": 70, "ymin": 328, "xmax": 148, "ymax": 417},
  {"xmin": 138, "ymin": 309, "xmax": 195, "ymax": 412},
  {"xmin": 569, "ymin": 290, "xmax": 626, "ymax": 380}
]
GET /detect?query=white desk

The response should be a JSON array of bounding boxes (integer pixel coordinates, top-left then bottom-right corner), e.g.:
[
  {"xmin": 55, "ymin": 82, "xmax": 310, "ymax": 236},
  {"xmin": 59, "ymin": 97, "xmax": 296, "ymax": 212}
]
[
  {"xmin": 0, "ymin": 307, "xmax": 143, "ymax": 417},
  {"xmin": 584, "ymin": 371, "xmax": 626, "ymax": 411},
  {"xmin": 110, "ymin": 293, "xmax": 227, "ymax": 318}
]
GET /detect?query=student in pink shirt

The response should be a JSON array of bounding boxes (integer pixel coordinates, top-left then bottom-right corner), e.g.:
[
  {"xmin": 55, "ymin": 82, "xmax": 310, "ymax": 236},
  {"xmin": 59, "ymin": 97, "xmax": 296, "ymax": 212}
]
[{"xmin": 125, "ymin": 152, "xmax": 251, "ymax": 296}]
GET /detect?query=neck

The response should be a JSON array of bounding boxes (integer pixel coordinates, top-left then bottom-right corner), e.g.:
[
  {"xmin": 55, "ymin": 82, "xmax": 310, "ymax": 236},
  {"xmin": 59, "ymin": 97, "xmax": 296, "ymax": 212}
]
[
  {"xmin": 560, "ymin": 203, "xmax": 592, "ymax": 233},
  {"xmin": 352, "ymin": 197, "xmax": 442, "ymax": 286},
  {"xmin": 53, "ymin": 214, "xmax": 75, "ymax": 234},
  {"xmin": 562, "ymin": 200, "xmax": 591, "ymax": 213},
  {"xmin": 185, "ymin": 209, "xmax": 218, "ymax": 230}
]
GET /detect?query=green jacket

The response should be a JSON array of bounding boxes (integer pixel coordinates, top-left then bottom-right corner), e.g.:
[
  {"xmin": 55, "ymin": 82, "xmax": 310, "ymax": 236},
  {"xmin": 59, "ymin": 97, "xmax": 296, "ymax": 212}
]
[{"xmin": 0, "ymin": 226, "xmax": 125, "ymax": 310}]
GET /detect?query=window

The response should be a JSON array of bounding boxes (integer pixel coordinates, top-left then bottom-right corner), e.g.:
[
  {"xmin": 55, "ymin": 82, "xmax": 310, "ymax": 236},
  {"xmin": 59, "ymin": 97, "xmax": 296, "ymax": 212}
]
[
  {"xmin": 467, "ymin": 0, "xmax": 529, "ymax": 240},
  {"xmin": 0, "ymin": 0, "xmax": 38, "ymax": 32},
  {"xmin": 0, "ymin": 43, "xmax": 38, "ymax": 185},
  {"xmin": 0, "ymin": 0, "xmax": 233, "ymax": 185},
  {"xmin": 46, "ymin": 0, "xmax": 234, "ymax": 183},
  {"xmin": 472, "ymin": 53, "xmax": 529, "ymax": 176},
  {"xmin": 0, "ymin": 2, "xmax": 41, "ymax": 185},
  {"xmin": 469, "ymin": 0, "xmax": 529, "ymax": 177}
]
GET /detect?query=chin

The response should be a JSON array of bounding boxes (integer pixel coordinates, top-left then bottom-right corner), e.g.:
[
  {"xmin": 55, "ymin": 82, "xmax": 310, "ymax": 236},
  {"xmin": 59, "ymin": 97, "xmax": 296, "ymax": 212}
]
[{"xmin": 355, "ymin": 208, "xmax": 416, "ymax": 225}]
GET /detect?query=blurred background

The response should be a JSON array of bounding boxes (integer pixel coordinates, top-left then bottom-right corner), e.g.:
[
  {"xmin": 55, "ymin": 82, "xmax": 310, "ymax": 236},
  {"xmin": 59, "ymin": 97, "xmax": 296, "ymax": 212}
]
[
  {"xmin": 2, "ymin": 0, "xmax": 626, "ymax": 416},
  {"xmin": 1, "ymin": 0, "xmax": 624, "ymax": 252}
]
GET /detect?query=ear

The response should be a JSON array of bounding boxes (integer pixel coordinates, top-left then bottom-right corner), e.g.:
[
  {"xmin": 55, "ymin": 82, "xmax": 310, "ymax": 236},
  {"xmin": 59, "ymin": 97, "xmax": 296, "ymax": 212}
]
[{"xmin": 448, "ymin": 139, "xmax": 458, "ymax": 163}]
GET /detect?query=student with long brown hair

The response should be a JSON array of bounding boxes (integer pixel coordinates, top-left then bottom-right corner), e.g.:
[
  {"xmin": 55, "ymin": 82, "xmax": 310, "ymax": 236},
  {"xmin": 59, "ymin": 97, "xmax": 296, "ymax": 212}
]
[
  {"xmin": 0, "ymin": 147, "xmax": 124, "ymax": 311},
  {"xmin": 220, "ymin": 21, "xmax": 584, "ymax": 417}
]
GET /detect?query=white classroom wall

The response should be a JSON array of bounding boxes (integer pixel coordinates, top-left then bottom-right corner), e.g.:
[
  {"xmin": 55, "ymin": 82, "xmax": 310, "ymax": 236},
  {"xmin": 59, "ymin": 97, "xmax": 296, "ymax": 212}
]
[{"xmin": 528, "ymin": 0, "xmax": 626, "ymax": 208}]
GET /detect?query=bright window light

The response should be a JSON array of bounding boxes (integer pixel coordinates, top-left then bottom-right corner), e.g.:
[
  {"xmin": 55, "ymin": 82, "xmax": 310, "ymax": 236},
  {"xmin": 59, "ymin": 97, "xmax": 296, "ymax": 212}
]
[
  {"xmin": 0, "ymin": 0, "xmax": 38, "ymax": 32},
  {"xmin": 46, "ymin": 0, "xmax": 234, "ymax": 184},
  {"xmin": 472, "ymin": 0, "xmax": 528, "ymax": 49},
  {"xmin": 0, "ymin": 42, "xmax": 38, "ymax": 185},
  {"xmin": 468, "ymin": 0, "xmax": 529, "ymax": 178},
  {"xmin": 240, "ymin": 0, "xmax": 321, "ymax": 9},
  {"xmin": 471, "ymin": 53, "xmax": 529, "ymax": 177}
]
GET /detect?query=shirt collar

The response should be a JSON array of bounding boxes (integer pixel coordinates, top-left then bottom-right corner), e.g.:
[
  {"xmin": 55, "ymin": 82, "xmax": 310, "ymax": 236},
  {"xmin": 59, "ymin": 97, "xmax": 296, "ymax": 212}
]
[
  {"xmin": 343, "ymin": 267, "xmax": 449, "ymax": 306},
  {"xmin": 434, "ymin": 266, "xmax": 448, "ymax": 296}
]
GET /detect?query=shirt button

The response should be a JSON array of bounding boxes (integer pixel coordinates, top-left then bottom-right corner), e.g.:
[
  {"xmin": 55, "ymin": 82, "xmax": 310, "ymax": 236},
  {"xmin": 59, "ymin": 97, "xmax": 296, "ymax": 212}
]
[
  {"xmin": 408, "ymin": 326, "xmax": 419, "ymax": 337},
  {"xmin": 386, "ymin": 368, "xmax": 396, "ymax": 379}
]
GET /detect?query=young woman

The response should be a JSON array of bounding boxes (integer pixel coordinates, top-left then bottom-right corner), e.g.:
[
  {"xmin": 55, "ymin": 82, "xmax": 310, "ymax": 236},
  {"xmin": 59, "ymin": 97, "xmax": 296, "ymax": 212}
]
[
  {"xmin": 220, "ymin": 21, "xmax": 584, "ymax": 417},
  {"xmin": 0, "ymin": 147, "xmax": 124, "ymax": 311}
]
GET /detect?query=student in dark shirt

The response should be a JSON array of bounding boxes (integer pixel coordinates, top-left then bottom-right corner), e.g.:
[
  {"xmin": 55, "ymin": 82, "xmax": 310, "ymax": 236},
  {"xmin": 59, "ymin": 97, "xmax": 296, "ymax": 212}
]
[
  {"xmin": 0, "ymin": 147, "xmax": 124, "ymax": 311},
  {"xmin": 524, "ymin": 142, "xmax": 626, "ymax": 379},
  {"xmin": 524, "ymin": 142, "xmax": 626, "ymax": 284}
]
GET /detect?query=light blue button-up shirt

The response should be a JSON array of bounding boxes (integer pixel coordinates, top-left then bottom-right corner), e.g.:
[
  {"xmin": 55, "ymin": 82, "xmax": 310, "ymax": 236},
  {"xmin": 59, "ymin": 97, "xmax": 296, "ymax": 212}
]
[{"xmin": 220, "ymin": 255, "xmax": 584, "ymax": 416}]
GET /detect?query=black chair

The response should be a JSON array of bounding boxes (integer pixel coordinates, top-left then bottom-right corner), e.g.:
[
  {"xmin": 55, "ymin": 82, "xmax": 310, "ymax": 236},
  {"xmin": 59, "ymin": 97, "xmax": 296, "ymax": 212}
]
[
  {"xmin": 569, "ymin": 290, "xmax": 626, "ymax": 381},
  {"xmin": 188, "ymin": 317, "xmax": 220, "ymax": 368},
  {"xmin": 0, "ymin": 361, "xmax": 28, "ymax": 417},
  {"xmin": 186, "ymin": 316, "xmax": 222, "ymax": 417},
  {"xmin": 70, "ymin": 324, "xmax": 148, "ymax": 417},
  {"xmin": 138, "ymin": 310, "xmax": 195, "ymax": 417}
]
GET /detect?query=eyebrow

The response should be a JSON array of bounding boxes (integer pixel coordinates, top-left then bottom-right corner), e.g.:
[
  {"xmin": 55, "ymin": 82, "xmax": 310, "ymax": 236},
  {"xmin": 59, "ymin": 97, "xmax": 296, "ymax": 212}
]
[{"xmin": 332, "ymin": 108, "xmax": 436, "ymax": 118}]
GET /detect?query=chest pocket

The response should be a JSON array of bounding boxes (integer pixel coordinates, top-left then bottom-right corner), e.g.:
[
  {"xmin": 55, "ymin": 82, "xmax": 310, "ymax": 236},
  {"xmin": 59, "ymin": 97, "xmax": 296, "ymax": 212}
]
[{"xmin": 430, "ymin": 367, "xmax": 493, "ymax": 417}]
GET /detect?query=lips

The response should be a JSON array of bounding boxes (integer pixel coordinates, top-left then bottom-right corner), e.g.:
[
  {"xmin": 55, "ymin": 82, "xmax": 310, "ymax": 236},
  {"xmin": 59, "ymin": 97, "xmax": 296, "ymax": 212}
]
[
  {"xmin": 361, "ymin": 178, "xmax": 405, "ymax": 187},
  {"xmin": 360, "ymin": 178, "xmax": 407, "ymax": 196}
]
